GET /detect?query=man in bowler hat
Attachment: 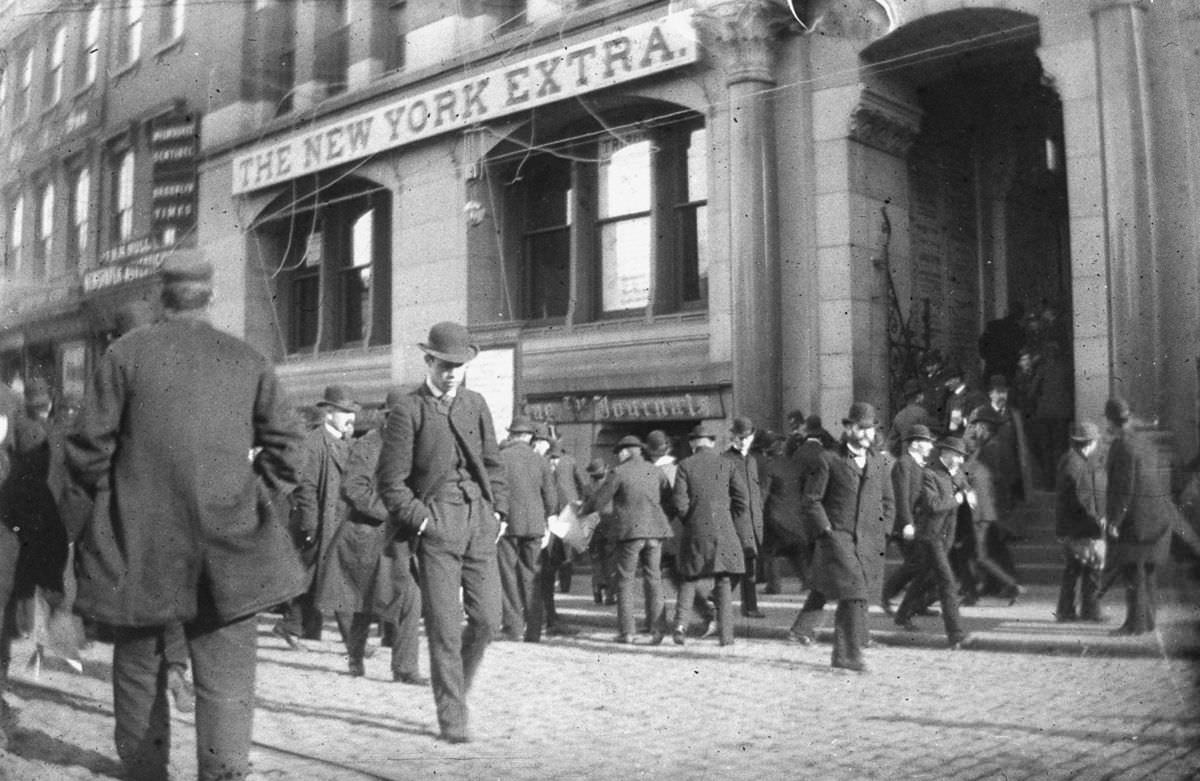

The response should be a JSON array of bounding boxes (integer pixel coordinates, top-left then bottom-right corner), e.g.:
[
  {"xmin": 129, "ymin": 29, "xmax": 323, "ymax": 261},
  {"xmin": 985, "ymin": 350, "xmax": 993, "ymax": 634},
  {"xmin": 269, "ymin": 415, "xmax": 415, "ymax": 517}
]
[
  {"xmin": 723, "ymin": 416, "xmax": 766, "ymax": 618},
  {"xmin": 66, "ymin": 257, "xmax": 305, "ymax": 779},
  {"xmin": 1054, "ymin": 420, "xmax": 1107, "ymax": 623},
  {"xmin": 377, "ymin": 321, "xmax": 508, "ymax": 743},
  {"xmin": 795, "ymin": 402, "xmax": 895, "ymax": 671}
]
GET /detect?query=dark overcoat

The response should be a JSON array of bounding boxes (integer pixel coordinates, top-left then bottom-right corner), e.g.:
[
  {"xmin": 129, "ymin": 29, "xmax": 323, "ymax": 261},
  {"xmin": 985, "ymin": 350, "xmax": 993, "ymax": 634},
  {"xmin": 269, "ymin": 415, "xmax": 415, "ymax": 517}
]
[
  {"xmin": 914, "ymin": 460, "xmax": 969, "ymax": 547},
  {"xmin": 891, "ymin": 452, "xmax": 925, "ymax": 538},
  {"xmin": 549, "ymin": 453, "xmax": 587, "ymax": 512},
  {"xmin": 498, "ymin": 439, "xmax": 555, "ymax": 537},
  {"xmin": 1106, "ymin": 427, "xmax": 1173, "ymax": 565},
  {"xmin": 722, "ymin": 448, "xmax": 763, "ymax": 549},
  {"xmin": 3, "ymin": 413, "xmax": 69, "ymax": 597},
  {"xmin": 316, "ymin": 427, "xmax": 412, "ymax": 618},
  {"xmin": 292, "ymin": 425, "xmax": 350, "ymax": 580},
  {"xmin": 66, "ymin": 315, "xmax": 305, "ymax": 626},
  {"xmin": 1055, "ymin": 448, "xmax": 1106, "ymax": 540},
  {"xmin": 761, "ymin": 452, "xmax": 806, "ymax": 548},
  {"xmin": 673, "ymin": 447, "xmax": 748, "ymax": 578},
  {"xmin": 377, "ymin": 385, "xmax": 508, "ymax": 536},
  {"xmin": 804, "ymin": 442, "xmax": 895, "ymax": 601},
  {"xmin": 580, "ymin": 453, "xmax": 671, "ymax": 542}
]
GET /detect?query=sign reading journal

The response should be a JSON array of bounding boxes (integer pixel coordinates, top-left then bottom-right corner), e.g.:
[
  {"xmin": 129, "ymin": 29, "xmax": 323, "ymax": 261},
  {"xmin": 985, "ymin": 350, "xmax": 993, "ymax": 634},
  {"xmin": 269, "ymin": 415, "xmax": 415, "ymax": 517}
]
[{"xmin": 232, "ymin": 13, "xmax": 697, "ymax": 194}]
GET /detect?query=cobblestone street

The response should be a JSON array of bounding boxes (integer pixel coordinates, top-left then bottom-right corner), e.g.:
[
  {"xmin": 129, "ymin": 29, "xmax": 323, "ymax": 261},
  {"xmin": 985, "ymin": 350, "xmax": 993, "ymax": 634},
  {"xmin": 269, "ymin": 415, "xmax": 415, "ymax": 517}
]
[{"xmin": 2, "ymin": 595, "xmax": 1198, "ymax": 780}]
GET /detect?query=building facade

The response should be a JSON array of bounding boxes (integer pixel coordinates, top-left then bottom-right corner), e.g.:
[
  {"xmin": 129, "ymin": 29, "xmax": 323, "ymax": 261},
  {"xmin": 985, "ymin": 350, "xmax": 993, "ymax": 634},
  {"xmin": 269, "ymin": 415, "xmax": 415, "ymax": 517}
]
[{"xmin": 3, "ymin": 0, "xmax": 1198, "ymax": 467}]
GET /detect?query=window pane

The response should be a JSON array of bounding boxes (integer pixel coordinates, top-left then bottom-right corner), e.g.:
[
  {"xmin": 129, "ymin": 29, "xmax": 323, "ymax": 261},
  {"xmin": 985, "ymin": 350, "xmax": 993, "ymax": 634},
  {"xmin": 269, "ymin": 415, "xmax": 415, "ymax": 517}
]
[
  {"xmin": 687, "ymin": 128, "xmax": 707, "ymax": 203},
  {"xmin": 73, "ymin": 168, "xmax": 90, "ymax": 254},
  {"xmin": 342, "ymin": 267, "xmax": 369, "ymax": 343},
  {"xmin": 40, "ymin": 184, "xmax": 54, "ymax": 239},
  {"xmin": 525, "ymin": 228, "xmax": 569, "ymax": 319},
  {"xmin": 351, "ymin": 210, "xmax": 372, "ymax": 268},
  {"xmin": 529, "ymin": 183, "xmax": 570, "ymax": 230},
  {"xmin": 82, "ymin": 4, "xmax": 101, "ymax": 85},
  {"xmin": 600, "ymin": 215, "xmax": 650, "ymax": 312},
  {"xmin": 598, "ymin": 136, "xmax": 650, "ymax": 219},
  {"xmin": 680, "ymin": 203, "xmax": 708, "ymax": 303},
  {"xmin": 290, "ymin": 274, "xmax": 319, "ymax": 350}
]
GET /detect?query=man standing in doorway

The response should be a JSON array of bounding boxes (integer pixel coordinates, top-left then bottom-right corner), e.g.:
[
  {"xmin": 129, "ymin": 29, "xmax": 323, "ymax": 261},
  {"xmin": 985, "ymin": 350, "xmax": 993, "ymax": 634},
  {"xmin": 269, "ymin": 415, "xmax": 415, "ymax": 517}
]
[
  {"xmin": 66, "ymin": 258, "xmax": 305, "ymax": 780},
  {"xmin": 799, "ymin": 402, "xmax": 895, "ymax": 672},
  {"xmin": 724, "ymin": 417, "xmax": 765, "ymax": 618},
  {"xmin": 377, "ymin": 321, "xmax": 508, "ymax": 743}
]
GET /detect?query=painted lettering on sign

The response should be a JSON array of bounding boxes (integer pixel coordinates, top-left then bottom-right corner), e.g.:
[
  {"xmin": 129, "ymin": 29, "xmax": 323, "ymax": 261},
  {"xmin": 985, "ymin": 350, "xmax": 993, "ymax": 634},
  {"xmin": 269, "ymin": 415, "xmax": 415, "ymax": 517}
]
[
  {"xmin": 524, "ymin": 389, "xmax": 723, "ymax": 424},
  {"xmin": 231, "ymin": 13, "xmax": 697, "ymax": 194}
]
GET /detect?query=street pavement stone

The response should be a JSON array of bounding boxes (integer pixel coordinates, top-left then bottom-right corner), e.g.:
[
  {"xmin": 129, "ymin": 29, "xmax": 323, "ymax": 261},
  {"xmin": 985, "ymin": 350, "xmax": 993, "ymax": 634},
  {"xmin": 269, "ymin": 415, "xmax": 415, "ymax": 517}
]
[{"xmin": 0, "ymin": 585, "xmax": 1197, "ymax": 779}]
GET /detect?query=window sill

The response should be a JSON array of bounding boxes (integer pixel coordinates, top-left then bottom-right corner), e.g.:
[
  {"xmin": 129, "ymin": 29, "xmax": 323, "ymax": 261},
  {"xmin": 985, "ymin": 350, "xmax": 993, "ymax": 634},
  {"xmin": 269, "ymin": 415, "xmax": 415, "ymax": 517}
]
[
  {"xmin": 154, "ymin": 37, "xmax": 184, "ymax": 60},
  {"xmin": 113, "ymin": 59, "xmax": 141, "ymax": 82},
  {"xmin": 72, "ymin": 82, "xmax": 95, "ymax": 101}
]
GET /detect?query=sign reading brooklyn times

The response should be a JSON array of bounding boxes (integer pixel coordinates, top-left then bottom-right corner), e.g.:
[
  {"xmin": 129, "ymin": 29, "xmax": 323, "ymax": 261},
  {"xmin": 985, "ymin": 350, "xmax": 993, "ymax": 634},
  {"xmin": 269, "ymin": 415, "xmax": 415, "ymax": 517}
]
[
  {"xmin": 231, "ymin": 13, "xmax": 698, "ymax": 194},
  {"xmin": 150, "ymin": 111, "xmax": 199, "ymax": 241}
]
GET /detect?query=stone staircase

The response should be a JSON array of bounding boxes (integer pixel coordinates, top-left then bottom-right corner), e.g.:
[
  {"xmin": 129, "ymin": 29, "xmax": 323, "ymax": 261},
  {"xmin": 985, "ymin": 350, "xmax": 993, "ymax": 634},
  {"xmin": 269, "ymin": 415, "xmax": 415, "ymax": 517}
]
[{"xmin": 1007, "ymin": 490, "xmax": 1062, "ymax": 587}]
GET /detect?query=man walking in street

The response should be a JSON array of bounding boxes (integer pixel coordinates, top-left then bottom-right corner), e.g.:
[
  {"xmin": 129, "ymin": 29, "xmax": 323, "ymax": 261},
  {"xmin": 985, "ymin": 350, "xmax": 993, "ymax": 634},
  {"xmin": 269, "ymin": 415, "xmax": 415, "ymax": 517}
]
[
  {"xmin": 316, "ymin": 389, "xmax": 428, "ymax": 685},
  {"xmin": 881, "ymin": 424, "xmax": 936, "ymax": 615},
  {"xmin": 496, "ymin": 415, "xmax": 556, "ymax": 642},
  {"xmin": 275, "ymin": 385, "xmax": 359, "ymax": 650},
  {"xmin": 894, "ymin": 437, "xmax": 973, "ymax": 649},
  {"xmin": 794, "ymin": 402, "xmax": 895, "ymax": 671},
  {"xmin": 671, "ymin": 423, "xmax": 749, "ymax": 646},
  {"xmin": 724, "ymin": 417, "xmax": 766, "ymax": 618},
  {"xmin": 377, "ymin": 321, "xmax": 508, "ymax": 743},
  {"xmin": 578, "ymin": 435, "xmax": 673, "ymax": 644},
  {"xmin": 1104, "ymin": 398, "xmax": 1173, "ymax": 635},
  {"xmin": 66, "ymin": 258, "xmax": 306, "ymax": 780},
  {"xmin": 1054, "ymin": 420, "xmax": 1107, "ymax": 623}
]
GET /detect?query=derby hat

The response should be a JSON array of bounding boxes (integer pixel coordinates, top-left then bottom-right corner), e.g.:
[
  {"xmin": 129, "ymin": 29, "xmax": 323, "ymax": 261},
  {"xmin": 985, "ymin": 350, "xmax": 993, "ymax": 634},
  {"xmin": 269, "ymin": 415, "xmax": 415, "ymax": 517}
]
[
  {"xmin": 1069, "ymin": 420, "xmax": 1101, "ymax": 442},
  {"xmin": 507, "ymin": 415, "xmax": 536, "ymax": 434},
  {"xmin": 160, "ymin": 257, "xmax": 213, "ymax": 286},
  {"xmin": 688, "ymin": 422, "xmax": 720, "ymax": 440},
  {"xmin": 585, "ymin": 458, "xmax": 608, "ymax": 477},
  {"xmin": 988, "ymin": 374, "xmax": 1009, "ymax": 392},
  {"xmin": 612, "ymin": 434, "xmax": 644, "ymax": 453},
  {"xmin": 842, "ymin": 401, "xmax": 878, "ymax": 427},
  {"xmin": 316, "ymin": 384, "xmax": 360, "ymax": 413},
  {"xmin": 903, "ymin": 424, "xmax": 935, "ymax": 442},
  {"xmin": 645, "ymin": 430, "xmax": 672, "ymax": 458},
  {"xmin": 730, "ymin": 416, "xmax": 756, "ymax": 437},
  {"xmin": 937, "ymin": 436, "xmax": 969, "ymax": 456},
  {"xmin": 1104, "ymin": 397, "xmax": 1131, "ymax": 424},
  {"xmin": 418, "ymin": 321, "xmax": 478, "ymax": 364}
]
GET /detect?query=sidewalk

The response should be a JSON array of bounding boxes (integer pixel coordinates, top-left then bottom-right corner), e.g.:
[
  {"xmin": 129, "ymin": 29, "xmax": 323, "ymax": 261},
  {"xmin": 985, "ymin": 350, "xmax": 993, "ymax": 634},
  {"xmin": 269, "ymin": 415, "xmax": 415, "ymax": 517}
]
[{"xmin": 553, "ymin": 568, "xmax": 1200, "ymax": 659}]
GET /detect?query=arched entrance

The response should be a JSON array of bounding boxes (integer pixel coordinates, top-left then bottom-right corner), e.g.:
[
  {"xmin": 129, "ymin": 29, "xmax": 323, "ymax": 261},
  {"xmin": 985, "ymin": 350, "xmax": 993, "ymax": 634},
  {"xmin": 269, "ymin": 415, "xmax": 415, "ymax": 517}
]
[{"xmin": 855, "ymin": 9, "xmax": 1074, "ymax": 469}]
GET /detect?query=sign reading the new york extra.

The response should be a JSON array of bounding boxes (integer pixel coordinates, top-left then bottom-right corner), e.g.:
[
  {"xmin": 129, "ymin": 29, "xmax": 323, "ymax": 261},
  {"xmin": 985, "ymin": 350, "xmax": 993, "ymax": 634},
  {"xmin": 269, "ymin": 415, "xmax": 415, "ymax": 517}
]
[{"xmin": 231, "ymin": 12, "xmax": 697, "ymax": 195}]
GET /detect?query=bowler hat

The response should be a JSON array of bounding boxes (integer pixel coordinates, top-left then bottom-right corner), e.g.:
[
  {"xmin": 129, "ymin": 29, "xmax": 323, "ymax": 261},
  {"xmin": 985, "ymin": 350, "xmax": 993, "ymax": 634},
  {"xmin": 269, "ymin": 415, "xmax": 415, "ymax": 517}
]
[
  {"xmin": 316, "ymin": 384, "xmax": 360, "ymax": 413},
  {"xmin": 1104, "ymin": 397, "xmax": 1131, "ymax": 424},
  {"xmin": 688, "ymin": 422, "xmax": 719, "ymax": 440},
  {"xmin": 1069, "ymin": 420, "xmax": 1100, "ymax": 442},
  {"xmin": 645, "ymin": 430, "xmax": 672, "ymax": 458},
  {"xmin": 160, "ymin": 257, "xmax": 213, "ymax": 286},
  {"xmin": 842, "ymin": 402, "xmax": 878, "ymax": 427},
  {"xmin": 24, "ymin": 377, "xmax": 52, "ymax": 410},
  {"xmin": 803, "ymin": 415, "xmax": 824, "ymax": 432},
  {"xmin": 419, "ymin": 321, "xmax": 478, "ymax": 364},
  {"xmin": 507, "ymin": 415, "xmax": 536, "ymax": 434},
  {"xmin": 937, "ymin": 436, "xmax": 969, "ymax": 456},
  {"xmin": 586, "ymin": 458, "xmax": 608, "ymax": 478},
  {"xmin": 903, "ymin": 424, "xmax": 935, "ymax": 442},
  {"xmin": 730, "ymin": 416, "xmax": 756, "ymax": 437},
  {"xmin": 613, "ymin": 434, "xmax": 644, "ymax": 453},
  {"xmin": 988, "ymin": 374, "xmax": 1009, "ymax": 392}
]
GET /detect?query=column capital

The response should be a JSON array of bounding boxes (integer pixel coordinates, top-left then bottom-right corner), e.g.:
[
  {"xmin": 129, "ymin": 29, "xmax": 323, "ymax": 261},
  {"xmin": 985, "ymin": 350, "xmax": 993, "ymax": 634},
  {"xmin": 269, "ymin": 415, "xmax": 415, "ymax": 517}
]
[
  {"xmin": 694, "ymin": 0, "xmax": 796, "ymax": 85},
  {"xmin": 848, "ymin": 89, "xmax": 921, "ymax": 157}
]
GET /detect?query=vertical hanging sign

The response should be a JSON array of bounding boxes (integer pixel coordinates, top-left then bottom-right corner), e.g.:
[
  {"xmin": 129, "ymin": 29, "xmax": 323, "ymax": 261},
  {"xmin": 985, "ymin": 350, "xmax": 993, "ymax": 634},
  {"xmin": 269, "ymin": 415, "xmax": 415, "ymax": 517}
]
[{"xmin": 151, "ymin": 111, "xmax": 199, "ymax": 243}]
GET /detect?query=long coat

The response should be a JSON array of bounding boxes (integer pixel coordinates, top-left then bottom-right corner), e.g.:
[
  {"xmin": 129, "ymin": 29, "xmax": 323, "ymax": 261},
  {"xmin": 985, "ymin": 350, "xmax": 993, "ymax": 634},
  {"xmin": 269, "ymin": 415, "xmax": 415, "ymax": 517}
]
[
  {"xmin": 579, "ymin": 453, "xmax": 671, "ymax": 542},
  {"xmin": 1106, "ymin": 427, "xmax": 1173, "ymax": 565},
  {"xmin": 292, "ymin": 425, "xmax": 350, "ymax": 580},
  {"xmin": 914, "ymin": 460, "xmax": 970, "ymax": 547},
  {"xmin": 1055, "ymin": 448, "xmax": 1106, "ymax": 540},
  {"xmin": 549, "ymin": 453, "xmax": 587, "ymax": 513},
  {"xmin": 3, "ymin": 413, "xmax": 69, "ymax": 598},
  {"xmin": 804, "ymin": 442, "xmax": 895, "ymax": 601},
  {"xmin": 891, "ymin": 452, "xmax": 925, "ymax": 538},
  {"xmin": 761, "ymin": 451, "xmax": 807, "ymax": 549},
  {"xmin": 66, "ymin": 315, "xmax": 305, "ymax": 626},
  {"xmin": 498, "ymin": 439, "xmax": 555, "ymax": 537},
  {"xmin": 722, "ymin": 448, "xmax": 763, "ymax": 549},
  {"xmin": 316, "ymin": 428, "xmax": 412, "ymax": 618},
  {"xmin": 673, "ymin": 447, "xmax": 748, "ymax": 578},
  {"xmin": 377, "ymin": 385, "xmax": 508, "ymax": 536}
]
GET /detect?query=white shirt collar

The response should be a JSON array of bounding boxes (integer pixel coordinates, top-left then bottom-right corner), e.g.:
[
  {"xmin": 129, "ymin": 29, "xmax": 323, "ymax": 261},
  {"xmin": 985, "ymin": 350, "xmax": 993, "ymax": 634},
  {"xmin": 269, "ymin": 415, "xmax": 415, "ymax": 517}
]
[{"xmin": 425, "ymin": 377, "xmax": 456, "ymax": 400}]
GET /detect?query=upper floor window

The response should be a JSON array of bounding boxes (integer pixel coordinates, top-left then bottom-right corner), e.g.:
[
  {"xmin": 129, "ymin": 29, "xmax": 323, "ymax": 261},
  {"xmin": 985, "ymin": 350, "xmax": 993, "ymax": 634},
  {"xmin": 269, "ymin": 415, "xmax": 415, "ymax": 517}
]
[
  {"xmin": 160, "ymin": 0, "xmax": 186, "ymax": 43},
  {"xmin": 259, "ymin": 0, "xmax": 297, "ymax": 116},
  {"xmin": 45, "ymin": 26, "xmax": 66, "ymax": 106},
  {"xmin": 71, "ymin": 167, "xmax": 91, "ymax": 260},
  {"xmin": 0, "ymin": 69, "xmax": 8, "ymax": 124},
  {"xmin": 499, "ymin": 111, "xmax": 708, "ymax": 324},
  {"xmin": 7, "ymin": 195, "xmax": 24, "ymax": 273},
  {"xmin": 36, "ymin": 181, "xmax": 54, "ymax": 273},
  {"xmin": 79, "ymin": 3, "xmax": 101, "ymax": 87},
  {"xmin": 112, "ymin": 150, "xmax": 136, "ymax": 242},
  {"xmin": 16, "ymin": 48, "xmax": 33, "ymax": 122},
  {"xmin": 315, "ymin": 0, "xmax": 349, "ymax": 97},
  {"xmin": 384, "ymin": 0, "xmax": 406, "ymax": 72},
  {"xmin": 121, "ymin": 0, "xmax": 145, "ymax": 65}
]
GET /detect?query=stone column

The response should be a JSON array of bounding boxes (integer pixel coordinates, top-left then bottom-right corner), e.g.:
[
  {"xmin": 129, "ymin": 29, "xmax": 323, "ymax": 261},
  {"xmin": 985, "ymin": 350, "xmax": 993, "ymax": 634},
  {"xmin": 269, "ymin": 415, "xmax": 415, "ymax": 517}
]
[
  {"xmin": 696, "ymin": 0, "xmax": 792, "ymax": 429},
  {"xmin": 1090, "ymin": 0, "xmax": 1161, "ymax": 417}
]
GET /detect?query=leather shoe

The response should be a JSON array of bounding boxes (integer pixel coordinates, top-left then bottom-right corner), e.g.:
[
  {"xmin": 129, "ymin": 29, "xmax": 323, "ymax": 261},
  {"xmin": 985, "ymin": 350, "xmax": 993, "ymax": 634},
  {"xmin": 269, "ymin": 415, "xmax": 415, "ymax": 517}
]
[
  {"xmin": 786, "ymin": 630, "xmax": 813, "ymax": 646},
  {"xmin": 1006, "ymin": 584, "xmax": 1027, "ymax": 606},
  {"xmin": 545, "ymin": 624, "xmax": 579, "ymax": 637},
  {"xmin": 348, "ymin": 659, "xmax": 365, "ymax": 677},
  {"xmin": 916, "ymin": 607, "xmax": 940, "ymax": 617},
  {"xmin": 700, "ymin": 620, "xmax": 718, "ymax": 639},
  {"xmin": 272, "ymin": 624, "xmax": 307, "ymax": 652},
  {"xmin": 495, "ymin": 629, "xmax": 521, "ymax": 642},
  {"xmin": 947, "ymin": 635, "xmax": 966, "ymax": 650},
  {"xmin": 895, "ymin": 617, "xmax": 919, "ymax": 632},
  {"xmin": 1055, "ymin": 613, "xmax": 1078, "ymax": 623},
  {"xmin": 880, "ymin": 599, "xmax": 895, "ymax": 617},
  {"xmin": 438, "ymin": 730, "xmax": 471, "ymax": 744},
  {"xmin": 393, "ymin": 672, "xmax": 430, "ymax": 686},
  {"xmin": 649, "ymin": 631, "xmax": 665, "ymax": 646},
  {"xmin": 741, "ymin": 609, "xmax": 767, "ymax": 619},
  {"xmin": 614, "ymin": 634, "xmax": 633, "ymax": 644},
  {"xmin": 672, "ymin": 626, "xmax": 686, "ymax": 645},
  {"xmin": 719, "ymin": 638, "xmax": 735, "ymax": 647},
  {"xmin": 832, "ymin": 658, "xmax": 867, "ymax": 673}
]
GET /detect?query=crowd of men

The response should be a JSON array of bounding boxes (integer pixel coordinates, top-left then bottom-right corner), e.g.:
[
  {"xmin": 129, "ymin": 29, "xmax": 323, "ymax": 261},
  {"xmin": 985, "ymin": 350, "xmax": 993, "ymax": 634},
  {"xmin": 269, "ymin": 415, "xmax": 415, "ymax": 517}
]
[{"xmin": 0, "ymin": 257, "xmax": 1179, "ymax": 779}]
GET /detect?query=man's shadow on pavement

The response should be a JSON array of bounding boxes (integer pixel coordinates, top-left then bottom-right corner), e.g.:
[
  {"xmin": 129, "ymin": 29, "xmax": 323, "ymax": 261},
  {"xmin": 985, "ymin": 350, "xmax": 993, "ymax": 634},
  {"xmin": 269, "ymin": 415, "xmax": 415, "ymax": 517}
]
[{"xmin": 6, "ymin": 680, "xmax": 125, "ymax": 777}]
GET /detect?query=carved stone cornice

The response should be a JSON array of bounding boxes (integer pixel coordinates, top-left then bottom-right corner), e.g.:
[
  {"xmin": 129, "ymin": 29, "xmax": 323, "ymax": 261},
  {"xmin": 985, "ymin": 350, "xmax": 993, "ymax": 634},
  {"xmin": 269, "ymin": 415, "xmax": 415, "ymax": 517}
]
[
  {"xmin": 848, "ymin": 89, "xmax": 921, "ymax": 157},
  {"xmin": 694, "ymin": 0, "xmax": 796, "ymax": 85}
]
